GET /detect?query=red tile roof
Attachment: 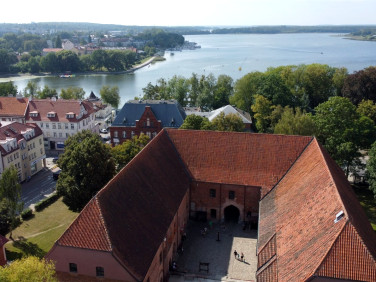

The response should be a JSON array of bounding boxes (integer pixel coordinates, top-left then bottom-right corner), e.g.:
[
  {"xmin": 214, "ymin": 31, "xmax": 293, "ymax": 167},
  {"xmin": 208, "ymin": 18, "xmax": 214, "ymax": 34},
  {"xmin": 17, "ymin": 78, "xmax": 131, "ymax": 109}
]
[
  {"xmin": 54, "ymin": 130, "xmax": 191, "ymax": 279},
  {"xmin": 257, "ymin": 139, "xmax": 376, "ymax": 281},
  {"xmin": 168, "ymin": 129, "xmax": 312, "ymax": 195},
  {"xmin": 26, "ymin": 99, "xmax": 97, "ymax": 123},
  {"xmin": 0, "ymin": 97, "xmax": 28, "ymax": 117}
]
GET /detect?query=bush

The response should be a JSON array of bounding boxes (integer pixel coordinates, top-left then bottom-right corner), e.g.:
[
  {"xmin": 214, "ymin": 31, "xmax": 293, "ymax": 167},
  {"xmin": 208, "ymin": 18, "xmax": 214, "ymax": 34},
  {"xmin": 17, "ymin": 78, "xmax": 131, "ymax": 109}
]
[
  {"xmin": 21, "ymin": 208, "xmax": 33, "ymax": 220},
  {"xmin": 35, "ymin": 193, "xmax": 60, "ymax": 212}
]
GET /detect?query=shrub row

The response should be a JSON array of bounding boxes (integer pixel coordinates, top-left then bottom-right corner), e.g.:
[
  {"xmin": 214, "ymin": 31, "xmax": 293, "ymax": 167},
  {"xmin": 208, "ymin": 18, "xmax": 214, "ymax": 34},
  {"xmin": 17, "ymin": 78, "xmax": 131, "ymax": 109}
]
[
  {"xmin": 20, "ymin": 208, "xmax": 33, "ymax": 220},
  {"xmin": 34, "ymin": 193, "xmax": 60, "ymax": 212}
]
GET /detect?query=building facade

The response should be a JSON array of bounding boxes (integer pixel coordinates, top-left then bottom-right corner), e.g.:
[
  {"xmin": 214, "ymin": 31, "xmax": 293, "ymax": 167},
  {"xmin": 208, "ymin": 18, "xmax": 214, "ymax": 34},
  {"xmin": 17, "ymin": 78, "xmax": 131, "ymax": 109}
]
[
  {"xmin": 0, "ymin": 122, "xmax": 45, "ymax": 182},
  {"xmin": 110, "ymin": 100, "xmax": 186, "ymax": 145},
  {"xmin": 26, "ymin": 98, "xmax": 99, "ymax": 150}
]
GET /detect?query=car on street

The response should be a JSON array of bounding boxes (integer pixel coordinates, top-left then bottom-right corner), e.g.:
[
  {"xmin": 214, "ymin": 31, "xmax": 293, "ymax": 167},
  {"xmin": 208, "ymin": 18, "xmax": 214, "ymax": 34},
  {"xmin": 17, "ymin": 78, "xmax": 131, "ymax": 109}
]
[{"xmin": 100, "ymin": 128, "xmax": 108, "ymax": 133}]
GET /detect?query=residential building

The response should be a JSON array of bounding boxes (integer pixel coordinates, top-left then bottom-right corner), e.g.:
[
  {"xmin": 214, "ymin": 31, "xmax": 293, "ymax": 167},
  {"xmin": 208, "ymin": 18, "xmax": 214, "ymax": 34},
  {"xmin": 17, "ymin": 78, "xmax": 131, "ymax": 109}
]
[
  {"xmin": 46, "ymin": 130, "xmax": 376, "ymax": 281},
  {"xmin": 0, "ymin": 96, "xmax": 28, "ymax": 123},
  {"xmin": 26, "ymin": 98, "xmax": 99, "ymax": 150},
  {"xmin": 109, "ymin": 99, "xmax": 186, "ymax": 145},
  {"xmin": 87, "ymin": 91, "xmax": 113, "ymax": 130},
  {"xmin": 0, "ymin": 235, "xmax": 8, "ymax": 266},
  {"xmin": 0, "ymin": 122, "xmax": 45, "ymax": 182}
]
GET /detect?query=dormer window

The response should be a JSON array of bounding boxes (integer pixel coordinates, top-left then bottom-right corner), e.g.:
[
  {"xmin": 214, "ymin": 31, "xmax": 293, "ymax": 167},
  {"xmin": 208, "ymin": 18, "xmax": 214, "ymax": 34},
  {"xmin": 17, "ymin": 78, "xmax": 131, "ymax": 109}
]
[
  {"xmin": 66, "ymin": 112, "xmax": 75, "ymax": 119},
  {"xmin": 47, "ymin": 112, "xmax": 56, "ymax": 118},
  {"xmin": 30, "ymin": 111, "xmax": 39, "ymax": 117}
]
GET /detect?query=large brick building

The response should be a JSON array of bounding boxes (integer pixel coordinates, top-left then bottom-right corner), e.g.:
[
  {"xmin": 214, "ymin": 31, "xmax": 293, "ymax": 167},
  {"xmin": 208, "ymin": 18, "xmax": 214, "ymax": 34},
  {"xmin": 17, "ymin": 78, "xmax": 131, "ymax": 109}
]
[
  {"xmin": 109, "ymin": 100, "xmax": 186, "ymax": 145},
  {"xmin": 46, "ymin": 130, "xmax": 376, "ymax": 281}
]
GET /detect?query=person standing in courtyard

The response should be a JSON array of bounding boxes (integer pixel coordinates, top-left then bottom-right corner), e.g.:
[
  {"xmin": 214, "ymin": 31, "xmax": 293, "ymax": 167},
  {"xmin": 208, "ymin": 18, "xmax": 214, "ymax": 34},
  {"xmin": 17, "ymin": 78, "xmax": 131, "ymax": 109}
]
[
  {"xmin": 241, "ymin": 252, "xmax": 244, "ymax": 262},
  {"xmin": 234, "ymin": 250, "xmax": 238, "ymax": 259}
]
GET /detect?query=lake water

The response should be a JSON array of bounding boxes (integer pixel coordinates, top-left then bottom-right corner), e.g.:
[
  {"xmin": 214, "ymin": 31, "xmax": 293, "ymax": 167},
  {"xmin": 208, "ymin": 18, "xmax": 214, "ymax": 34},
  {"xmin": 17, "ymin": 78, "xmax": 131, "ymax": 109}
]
[{"xmin": 2, "ymin": 33, "xmax": 376, "ymax": 106}]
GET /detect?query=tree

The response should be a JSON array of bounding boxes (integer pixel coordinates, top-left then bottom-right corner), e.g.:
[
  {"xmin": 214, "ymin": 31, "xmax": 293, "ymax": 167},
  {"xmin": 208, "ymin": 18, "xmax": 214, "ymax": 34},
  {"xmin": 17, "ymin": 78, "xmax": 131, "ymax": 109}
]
[
  {"xmin": 0, "ymin": 49, "xmax": 18, "ymax": 73},
  {"xmin": 0, "ymin": 81, "xmax": 18, "ymax": 97},
  {"xmin": 36, "ymin": 85, "xmax": 57, "ymax": 99},
  {"xmin": 23, "ymin": 81, "xmax": 39, "ymax": 97},
  {"xmin": 314, "ymin": 96, "xmax": 376, "ymax": 176},
  {"xmin": 342, "ymin": 66, "xmax": 376, "ymax": 105},
  {"xmin": 54, "ymin": 35, "xmax": 62, "ymax": 48},
  {"xmin": 274, "ymin": 107, "xmax": 316, "ymax": 136},
  {"xmin": 0, "ymin": 167, "xmax": 23, "ymax": 238},
  {"xmin": 60, "ymin": 87, "xmax": 85, "ymax": 100},
  {"xmin": 251, "ymin": 94, "xmax": 273, "ymax": 133},
  {"xmin": 56, "ymin": 130, "xmax": 116, "ymax": 211},
  {"xmin": 212, "ymin": 75, "xmax": 233, "ymax": 109},
  {"xmin": 111, "ymin": 134, "xmax": 150, "ymax": 172},
  {"xmin": 180, "ymin": 114, "xmax": 212, "ymax": 130},
  {"xmin": 357, "ymin": 99, "xmax": 376, "ymax": 123},
  {"xmin": 211, "ymin": 112, "xmax": 244, "ymax": 132},
  {"xmin": 100, "ymin": 85, "xmax": 120, "ymax": 108},
  {"xmin": 367, "ymin": 141, "xmax": 376, "ymax": 198},
  {"xmin": 0, "ymin": 256, "xmax": 57, "ymax": 282}
]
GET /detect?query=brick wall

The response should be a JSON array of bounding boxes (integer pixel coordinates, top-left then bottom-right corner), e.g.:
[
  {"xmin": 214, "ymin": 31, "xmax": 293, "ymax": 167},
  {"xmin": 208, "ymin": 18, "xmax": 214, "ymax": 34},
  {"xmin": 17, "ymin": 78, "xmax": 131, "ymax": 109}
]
[{"xmin": 190, "ymin": 181, "xmax": 261, "ymax": 223}]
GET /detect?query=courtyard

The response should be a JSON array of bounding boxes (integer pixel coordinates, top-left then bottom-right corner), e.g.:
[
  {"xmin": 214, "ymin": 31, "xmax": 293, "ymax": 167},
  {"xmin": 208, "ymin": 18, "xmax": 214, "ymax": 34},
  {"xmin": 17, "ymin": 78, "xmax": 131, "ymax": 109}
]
[{"xmin": 169, "ymin": 220, "xmax": 257, "ymax": 282}]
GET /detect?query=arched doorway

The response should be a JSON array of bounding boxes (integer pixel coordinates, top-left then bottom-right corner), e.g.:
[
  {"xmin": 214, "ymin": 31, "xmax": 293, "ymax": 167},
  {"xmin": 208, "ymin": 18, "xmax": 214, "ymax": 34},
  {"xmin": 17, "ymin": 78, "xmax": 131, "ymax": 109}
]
[{"xmin": 224, "ymin": 205, "xmax": 240, "ymax": 222}]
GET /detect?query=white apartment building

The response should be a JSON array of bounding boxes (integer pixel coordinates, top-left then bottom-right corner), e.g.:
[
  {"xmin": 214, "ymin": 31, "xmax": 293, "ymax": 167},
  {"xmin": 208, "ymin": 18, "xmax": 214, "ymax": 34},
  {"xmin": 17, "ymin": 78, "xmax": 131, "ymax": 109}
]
[
  {"xmin": 0, "ymin": 122, "xmax": 45, "ymax": 182},
  {"xmin": 26, "ymin": 98, "xmax": 99, "ymax": 150}
]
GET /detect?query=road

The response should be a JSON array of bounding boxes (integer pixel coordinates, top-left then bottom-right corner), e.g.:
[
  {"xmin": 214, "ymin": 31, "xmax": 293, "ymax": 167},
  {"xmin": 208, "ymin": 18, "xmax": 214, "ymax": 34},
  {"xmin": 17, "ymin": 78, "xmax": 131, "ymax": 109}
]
[{"xmin": 21, "ymin": 158, "xmax": 57, "ymax": 209}]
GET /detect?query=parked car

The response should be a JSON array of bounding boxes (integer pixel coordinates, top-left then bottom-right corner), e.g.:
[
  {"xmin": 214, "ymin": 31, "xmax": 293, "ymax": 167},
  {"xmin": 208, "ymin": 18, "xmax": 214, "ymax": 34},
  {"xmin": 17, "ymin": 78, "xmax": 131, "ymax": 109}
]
[
  {"xmin": 52, "ymin": 167, "xmax": 61, "ymax": 180},
  {"xmin": 100, "ymin": 128, "xmax": 108, "ymax": 134},
  {"xmin": 52, "ymin": 157, "xmax": 59, "ymax": 163}
]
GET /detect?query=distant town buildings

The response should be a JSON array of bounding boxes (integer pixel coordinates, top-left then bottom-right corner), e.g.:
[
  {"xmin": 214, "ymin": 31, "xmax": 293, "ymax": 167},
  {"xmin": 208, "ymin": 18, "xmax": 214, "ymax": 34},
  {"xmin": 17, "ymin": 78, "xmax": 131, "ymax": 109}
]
[
  {"xmin": 109, "ymin": 99, "xmax": 186, "ymax": 145},
  {"xmin": 0, "ymin": 121, "xmax": 45, "ymax": 182},
  {"xmin": 47, "ymin": 129, "xmax": 376, "ymax": 281}
]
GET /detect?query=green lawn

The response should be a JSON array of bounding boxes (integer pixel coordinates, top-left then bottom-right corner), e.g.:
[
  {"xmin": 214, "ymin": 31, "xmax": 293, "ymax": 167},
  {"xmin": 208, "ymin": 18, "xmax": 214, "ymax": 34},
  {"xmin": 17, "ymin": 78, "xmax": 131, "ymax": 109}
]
[
  {"xmin": 5, "ymin": 198, "xmax": 78, "ymax": 260},
  {"xmin": 353, "ymin": 185, "xmax": 376, "ymax": 231}
]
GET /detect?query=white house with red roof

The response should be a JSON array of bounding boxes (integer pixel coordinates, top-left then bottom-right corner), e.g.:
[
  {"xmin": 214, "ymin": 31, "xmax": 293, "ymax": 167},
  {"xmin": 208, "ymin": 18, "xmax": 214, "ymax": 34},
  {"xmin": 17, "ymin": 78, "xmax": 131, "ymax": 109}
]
[
  {"xmin": 0, "ymin": 122, "xmax": 45, "ymax": 181},
  {"xmin": 0, "ymin": 96, "xmax": 29, "ymax": 123},
  {"xmin": 26, "ymin": 97, "xmax": 99, "ymax": 150}
]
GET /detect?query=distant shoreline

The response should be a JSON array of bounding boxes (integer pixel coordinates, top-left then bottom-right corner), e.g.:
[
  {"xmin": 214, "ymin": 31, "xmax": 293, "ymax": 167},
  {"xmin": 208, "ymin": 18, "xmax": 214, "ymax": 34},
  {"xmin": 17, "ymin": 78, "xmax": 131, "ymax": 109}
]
[{"xmin": 0, "ymin": 56, "xmax": 160, "ymax": 81}]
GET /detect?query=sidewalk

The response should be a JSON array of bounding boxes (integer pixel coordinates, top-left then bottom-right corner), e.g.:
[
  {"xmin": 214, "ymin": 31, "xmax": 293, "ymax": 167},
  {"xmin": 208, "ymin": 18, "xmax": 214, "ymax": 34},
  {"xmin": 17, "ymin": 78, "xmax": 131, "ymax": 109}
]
[{"xmin": 169, "ymin": 221, "xmax": 257, "ymax": 281}]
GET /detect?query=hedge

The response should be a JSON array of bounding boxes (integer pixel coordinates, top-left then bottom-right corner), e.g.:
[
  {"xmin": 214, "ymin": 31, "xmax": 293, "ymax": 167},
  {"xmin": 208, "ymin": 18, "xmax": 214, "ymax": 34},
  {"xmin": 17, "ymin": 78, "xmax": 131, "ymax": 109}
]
[
  {"xmin": 21, "ymin": 208, "xmax": 33, "ymax": 220},
  {"xmin": 34, "ymin": 193, "xmax": 60, "ymax": 212}
]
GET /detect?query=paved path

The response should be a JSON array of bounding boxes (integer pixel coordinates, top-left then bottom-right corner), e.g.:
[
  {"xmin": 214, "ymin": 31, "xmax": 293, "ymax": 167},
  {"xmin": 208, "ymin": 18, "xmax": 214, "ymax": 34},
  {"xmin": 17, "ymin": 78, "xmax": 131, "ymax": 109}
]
[{"xmin": 170, "ymin": 221, "xmax": 257, "ymax": 281}]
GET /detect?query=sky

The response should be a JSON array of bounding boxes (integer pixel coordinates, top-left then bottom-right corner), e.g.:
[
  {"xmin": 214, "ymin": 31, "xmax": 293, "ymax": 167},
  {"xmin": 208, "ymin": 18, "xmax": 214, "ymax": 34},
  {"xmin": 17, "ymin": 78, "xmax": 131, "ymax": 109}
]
[{"xmin": 2, "ymin": 0, "xmax": 375, "ymax": 26}]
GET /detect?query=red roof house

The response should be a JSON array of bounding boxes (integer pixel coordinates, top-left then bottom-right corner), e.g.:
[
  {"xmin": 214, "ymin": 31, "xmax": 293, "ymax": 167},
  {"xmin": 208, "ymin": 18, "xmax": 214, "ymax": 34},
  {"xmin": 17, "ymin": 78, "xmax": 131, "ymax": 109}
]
[
  {"xmin": 0, "ymin": 96, "xmax": 29, "ymax": 123},
  {"xmin": 46, "ymin": 129, "xmax": 376, "ymax": 281}
]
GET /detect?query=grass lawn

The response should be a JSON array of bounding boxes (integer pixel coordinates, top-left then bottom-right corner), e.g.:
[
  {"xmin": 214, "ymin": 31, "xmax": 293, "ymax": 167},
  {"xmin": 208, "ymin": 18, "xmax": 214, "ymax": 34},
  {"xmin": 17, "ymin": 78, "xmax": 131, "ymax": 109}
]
[
  {"xmin": 353, "ymin": 184, "xmax": 376, "ymax": 231},
  {"xmin": 5, "ymin": 197, "xmax": 78, "ymax": 260}
]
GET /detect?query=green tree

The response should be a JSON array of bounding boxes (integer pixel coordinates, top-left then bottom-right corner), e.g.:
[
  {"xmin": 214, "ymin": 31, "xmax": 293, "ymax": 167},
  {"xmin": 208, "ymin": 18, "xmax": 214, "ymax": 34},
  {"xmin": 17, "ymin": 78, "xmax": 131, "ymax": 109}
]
[
  {"xmin": 56, "ymin": 130, "xmax": 116, "ymax": 211},
  {"xmin": 0, "ymin": 49, "xmax": 18, "ymax": 73},
  {"xmin": 40, "ymin": 52, "xmax": 59, "ymax": 73},
  {"xmin": 36, "ymin": 85, "xmax": 57, "ymax": 99},
  {"xmin": 111, "ymin": 134, "xmax": 150, "ymax": 172},
  {"xmin": 367, "ymin": 141, "xmax": 376, "ymax": 198},
  {"xmin": 0, "ymin": 81, "xmax": 17, "ymax": 97},
  {"xmin": 180, "ymin": 114, "xmax": 212, "ymax": 130},
  {"xmin": 0, "ymin": 256, "xmax": 57, "ymax": 282},
  {"xmin": 357, "ymin": 99, "xmax": 376, "ymax": 123},
  {"xmin": 55, "ymin": 35, "xmax": 62, "ymax": 48},
  {"xmin": 0, "ymin": 167, "xmax": 23, "ymax": 238},
  {"xmin": 100, "ymin": 85, "xmax": 120, "ymax": 108},
  {"xmin": 56, "ymin": 50, "xmax": 80, "ymax": 72},
  {"xmin": 314, "ymin": 96, "xmax": 376, "ymax": 176},
  {"xmin": 211, "ymin": 112, "xmax": 244, "ymax": 132},
  {"xmin": 60, "ymin": 87, "xmax": 85, "ymax": 100},
  {"xmin": 213, "ymin": 75, "xmax": 233, "ymax": 109},
  {"xmin": 274, "ymin": 107, "xmax": 316, "ymax": 136},
  {"xmin": 23, "ymin": 81, "xmax": 39, "ymax": 97},
  {"xmin": 251, "ymin": 94, "xmax": 273, "ymax": 133}
]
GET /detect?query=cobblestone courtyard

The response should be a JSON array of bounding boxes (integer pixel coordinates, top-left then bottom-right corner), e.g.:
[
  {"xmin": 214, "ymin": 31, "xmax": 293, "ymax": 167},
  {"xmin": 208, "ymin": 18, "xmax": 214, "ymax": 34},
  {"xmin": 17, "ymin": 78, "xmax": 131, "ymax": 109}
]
[{"xmin": 169, "ymin": 221, "xmax": 257, "ymax": 281}]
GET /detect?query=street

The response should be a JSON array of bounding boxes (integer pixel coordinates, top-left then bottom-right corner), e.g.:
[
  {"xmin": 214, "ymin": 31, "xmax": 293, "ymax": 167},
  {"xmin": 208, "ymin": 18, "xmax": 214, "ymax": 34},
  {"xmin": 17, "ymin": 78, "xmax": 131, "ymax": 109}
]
[{"xmin": 21, "ymin": 158, "xmax": 57, "ymax": 210}]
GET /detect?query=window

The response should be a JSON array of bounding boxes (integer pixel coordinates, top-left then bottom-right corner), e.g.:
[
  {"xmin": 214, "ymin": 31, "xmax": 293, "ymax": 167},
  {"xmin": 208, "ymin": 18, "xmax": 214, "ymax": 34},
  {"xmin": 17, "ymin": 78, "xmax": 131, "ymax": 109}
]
[
  {"xmin": 96, "ymin": 266, "xmax": 104, "ymax": 277},
  {"xmin": 147, "ymin": 118, "xmax": 150, "ymax": 127},
  {"xmin": 52, "ymin": 123, "xmax": 56, "ymax": 129},
  {"xmin": 122, "ymin": 131, "xmax": 126, "ymax": 138},
  {"xmin": 131, "ymin": 131, "xmax": 135, "ymax": 137},
  {"xmin": 71, "ymin": 123, "xmax": 75, "ymax": 130},
  {"xmin": 54, "ymin": 132, "xmax": 57, "ymax": 137},
  {"xmin": 39, "ymin": 139, "xmax": 42, "ymax": 145},
  {"xmin": 59, "ymin": 133, "xmax": 62, "ymax": 138},
  {"xmin": 58, "ymin": 123, "xmax": 61, "ymax": 129},
  {"xmin": 114, "ymin": 131, "xmax": 118, "ymax": 138},
  {"xmin": 66, "ymin": 133, "xmax": 70, "ymax": 138},
  {"xmin": 147, "ymin": 131, "xmax": 151, "ymax": 138},
  {"xmin": 209, "ymin": 189, "xmax": 216, "ymax": 198},
  {"xmin": 46, "ymin": 123, "xmax": 49, "ymax": 129},
  {"xmin": 69, "ymin": 263, "xmax": 77, "ymax": 273},
  {"xmin": 229, "ymin": 191, "xmax": 235, "ymax": 200},
  {"xmin": 210, "ymin": 209, "xmax": 217, "ymax": 219},
  {"xmin": 65, "ymin": 123, "xmax": 69, "ymax": 129},
  {"xmin": 40, "ymin": 122, "xmax": 43, "ymax": 128}
]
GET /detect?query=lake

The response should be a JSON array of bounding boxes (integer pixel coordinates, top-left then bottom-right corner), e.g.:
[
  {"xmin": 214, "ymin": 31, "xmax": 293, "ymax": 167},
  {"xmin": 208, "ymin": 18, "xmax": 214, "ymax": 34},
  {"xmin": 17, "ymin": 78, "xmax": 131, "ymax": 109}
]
[{"xmin": 2, "ymin": 33, "xmax": 376, "ymax": 106}]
